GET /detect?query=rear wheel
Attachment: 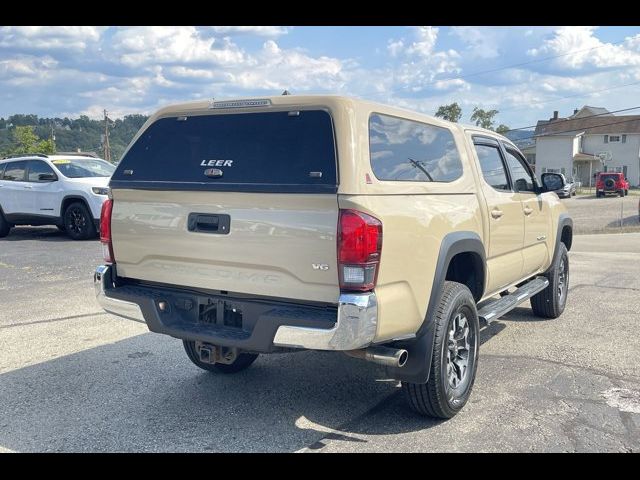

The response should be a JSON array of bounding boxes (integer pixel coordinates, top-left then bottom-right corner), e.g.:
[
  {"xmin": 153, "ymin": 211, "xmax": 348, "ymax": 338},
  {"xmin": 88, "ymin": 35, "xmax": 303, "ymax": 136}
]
[
  {"xmin": 531, "ymin": 243, "xmax": 569, "ymax": 319},
  {"xmin": 63, "ymin": 202, "xmax": 96, "ymax": 240},
  {"xmin": 402, "ymin": 281, "xmax": 480, "ymax": 419},
  {"xmin": 183, "ymin": 340, "xmax": 258, "ymax": 374},
  {"xmin": 0, "ymin": 210, "xmax": 11, "ymax": 238},
  {"xmin": 619, "ymin": 189, "xmax": 625, "ymax": 197}
]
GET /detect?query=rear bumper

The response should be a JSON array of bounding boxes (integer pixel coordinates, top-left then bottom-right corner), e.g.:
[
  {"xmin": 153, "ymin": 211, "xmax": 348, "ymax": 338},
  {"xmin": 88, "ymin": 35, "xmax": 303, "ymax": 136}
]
[{"xmin": 94, "ymin": 264, "xmax": 377, "ymax": 352}]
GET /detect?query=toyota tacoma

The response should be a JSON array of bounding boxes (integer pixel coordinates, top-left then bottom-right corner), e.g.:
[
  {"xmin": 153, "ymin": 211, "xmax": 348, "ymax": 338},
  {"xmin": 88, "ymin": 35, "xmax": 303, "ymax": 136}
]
[{"xmin": 94, "ymin": 95, "xmax": 573, "ymax": 418}]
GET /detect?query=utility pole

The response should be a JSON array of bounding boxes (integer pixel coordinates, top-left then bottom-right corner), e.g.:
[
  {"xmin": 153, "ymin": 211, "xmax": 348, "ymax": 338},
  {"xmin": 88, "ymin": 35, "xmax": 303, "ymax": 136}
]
[
  {"xmin": 49, "ymin": 121, "xmax": 56, "ymax": 153},
  {"xmin": 103, "ymin": 109, "xmax": 111, "ymax": 162}
]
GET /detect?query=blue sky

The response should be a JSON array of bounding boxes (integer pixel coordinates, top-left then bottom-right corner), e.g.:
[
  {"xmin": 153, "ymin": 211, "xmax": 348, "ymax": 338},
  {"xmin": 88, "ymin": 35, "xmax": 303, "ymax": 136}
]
[{"xmin": 2, "ymin": 26, "xmax": 640, "ymax": 129}]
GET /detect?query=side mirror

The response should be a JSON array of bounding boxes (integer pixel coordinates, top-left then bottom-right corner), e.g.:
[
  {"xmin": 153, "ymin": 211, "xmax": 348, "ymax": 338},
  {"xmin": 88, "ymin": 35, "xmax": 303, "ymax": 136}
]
[
  {"xmin": 38, "ymin": 173, "xmax": 57, "ymax": 182},
  {"xmin": 541, "ymin": 173, "xmax": 564, "ymax": 192}
]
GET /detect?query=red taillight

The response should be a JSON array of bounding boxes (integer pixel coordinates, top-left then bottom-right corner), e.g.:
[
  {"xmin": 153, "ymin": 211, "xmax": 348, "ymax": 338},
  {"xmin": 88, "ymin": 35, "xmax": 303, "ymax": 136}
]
[
  {"xmin": 337, "ymin": 209, "xmax": 382, "ymax": 292},
  {"xmin": 100, "ymin": 199, "xmax": 114, "ymax": 263}
]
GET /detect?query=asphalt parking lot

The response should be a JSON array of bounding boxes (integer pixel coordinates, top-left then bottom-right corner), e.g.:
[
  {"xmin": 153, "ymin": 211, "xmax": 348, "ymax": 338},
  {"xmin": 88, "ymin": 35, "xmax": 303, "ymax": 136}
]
[{"xmin": 1, "ymin": 227, "xmax": 639, "ymax": 452}]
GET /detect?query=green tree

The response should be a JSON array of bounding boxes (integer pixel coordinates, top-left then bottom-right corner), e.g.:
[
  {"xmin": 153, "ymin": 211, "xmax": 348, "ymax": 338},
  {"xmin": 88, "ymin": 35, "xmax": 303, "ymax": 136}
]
[
  {"xmin": 11, "ymin": 126, "xmax": 55, "ymax": 154},
  {"xmin": 435, "ymin": 102, "xmax": 462, "ymax": 122},
  {"xmin": 495, "ymin": 124, "xmax": 510, "ymax": 135},
  {"xmin": 470, "ymin": 107, "xmax": 499, "ymax": 130}
]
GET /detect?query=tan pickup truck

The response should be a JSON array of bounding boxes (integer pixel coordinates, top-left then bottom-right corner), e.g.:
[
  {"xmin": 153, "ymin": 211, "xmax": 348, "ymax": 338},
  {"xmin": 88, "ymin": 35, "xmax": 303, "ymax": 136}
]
[{"xmin": 94, "ymin": 95, "xmax": 573, "ymax": 418}]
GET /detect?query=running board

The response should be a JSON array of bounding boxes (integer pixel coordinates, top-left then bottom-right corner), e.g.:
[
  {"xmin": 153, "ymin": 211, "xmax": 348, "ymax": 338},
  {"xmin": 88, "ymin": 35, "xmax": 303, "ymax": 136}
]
[{"xmin": 477, "ymin": 277, "xmax": 549, "ymax": 324}]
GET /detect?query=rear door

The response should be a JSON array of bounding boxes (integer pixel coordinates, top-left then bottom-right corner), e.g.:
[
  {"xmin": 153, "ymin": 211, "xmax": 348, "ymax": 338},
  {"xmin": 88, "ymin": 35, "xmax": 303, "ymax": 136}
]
[
  {"xmin": 24, "ymin": 160, "xmax": 61, "ymax": 217},
  {"xmin": 472, "ymin": 137, "xmax": 524, "ymax": 292},
  {"xmin": 109, "ymin": 109, "xmax": 340, "ymax": 303}
]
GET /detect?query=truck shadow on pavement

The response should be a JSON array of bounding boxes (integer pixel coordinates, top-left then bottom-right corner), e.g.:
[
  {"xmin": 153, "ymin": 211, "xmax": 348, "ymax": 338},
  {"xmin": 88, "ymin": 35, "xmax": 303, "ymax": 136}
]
[
  {"xmin": 0, "ymin": 321, "xmax": 509, "ymax": 452},
  {"xmin": 498, "ymin": 306, "xmax": 553, "ymax": 323}
]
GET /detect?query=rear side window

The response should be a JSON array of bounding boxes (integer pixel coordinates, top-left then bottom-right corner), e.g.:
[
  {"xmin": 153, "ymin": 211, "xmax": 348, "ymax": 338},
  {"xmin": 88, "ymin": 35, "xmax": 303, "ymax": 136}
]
[
  {"xmin": 111, "ymin": 110, "xmax": 337, "ymax": 193},
  {"xmin": 474, "ymin": 144, "xmax": 510, "ymax": 191},
  {"xmin": 27, "ymin": 160, "xmax": 57, "ymax": 182},
  {"xmin": 369, "ymin": 113, "xmax": 463, "ymax": 182},
  {"xmin": 0, "ymin": 163, "xmax": 5, "ymax": 179},
  {"xmin": 2, "ymin": 161, "xmax": 26, "ymax": 181}
]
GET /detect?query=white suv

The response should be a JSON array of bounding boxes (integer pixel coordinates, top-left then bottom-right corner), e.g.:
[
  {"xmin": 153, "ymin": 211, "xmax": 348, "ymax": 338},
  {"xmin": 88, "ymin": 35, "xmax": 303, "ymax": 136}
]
[{"xmin": 0, "ymin": 154, "xmax": 115, "ymax": 240}]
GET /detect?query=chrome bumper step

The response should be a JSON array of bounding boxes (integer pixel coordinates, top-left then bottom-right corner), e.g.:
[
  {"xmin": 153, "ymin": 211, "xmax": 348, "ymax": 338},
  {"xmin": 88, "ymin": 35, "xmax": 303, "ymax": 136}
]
[{"xmin": 477, "ymin": 276, "xmax": 549, "ymax": 324}]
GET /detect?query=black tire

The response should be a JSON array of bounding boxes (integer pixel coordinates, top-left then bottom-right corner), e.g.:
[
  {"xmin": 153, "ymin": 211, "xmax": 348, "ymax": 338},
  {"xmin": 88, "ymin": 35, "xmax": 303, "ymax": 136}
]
[
  {"xmin": 619, "ymin": 190, "xmax": 625, "ymax": 197},
  {"xmin": 625, "ymin": 189, "xmax": 629, "ymax": 196},
  {"xmin": 596, "ymin": 192, "xmax": 602, "ymax": 198},
  {"xmin": 183, "ymin": 340, "xmax": 258, "ymax": 374},
  {"xmin": 56, "ymin": 225, "xmax": 66, "ymax": 232},
  {"xmin": 0, "ymin": 209, "xmax": 11, "ymax": 238},
  {"xmin": 63, "ymin": 202, "xmax": 96, "ymax": 240},
  {"xmin": 402, "ymin": 281, "xmax": 480, "ymax": 419},
  {"xmin": 531, "ymin": 243, "xmax": 569, "ymax": 319}
]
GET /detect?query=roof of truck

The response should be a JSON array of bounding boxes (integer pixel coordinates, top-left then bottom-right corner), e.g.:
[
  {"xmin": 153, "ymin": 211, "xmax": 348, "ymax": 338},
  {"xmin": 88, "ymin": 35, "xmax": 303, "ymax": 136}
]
[{"xmin": 149, "ymin": 94, "xmax": 509, "ymax": 142}]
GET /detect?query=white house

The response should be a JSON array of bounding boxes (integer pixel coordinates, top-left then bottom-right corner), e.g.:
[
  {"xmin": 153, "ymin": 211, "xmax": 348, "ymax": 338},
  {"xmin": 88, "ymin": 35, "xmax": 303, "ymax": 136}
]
[{"xmin": 533, "ymin": 106, "xmax": 640, "ymax": 187}]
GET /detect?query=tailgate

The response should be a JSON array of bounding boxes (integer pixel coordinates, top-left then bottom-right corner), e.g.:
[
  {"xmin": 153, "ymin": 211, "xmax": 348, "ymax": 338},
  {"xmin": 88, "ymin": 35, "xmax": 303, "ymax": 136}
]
[
  {"xmin": 108, "ymin": 107, "xmax": 340, "ymax": 303},
  {"xmin": 111, "ymin": 190, "xmax": 339, "ymax": 303}
]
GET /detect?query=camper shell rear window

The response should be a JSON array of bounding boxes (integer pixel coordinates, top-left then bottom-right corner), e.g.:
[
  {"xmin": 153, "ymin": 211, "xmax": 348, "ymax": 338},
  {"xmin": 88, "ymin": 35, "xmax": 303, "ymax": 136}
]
[{"xmin": 110, "ymin": 110, "xmax": 338, "ymax": 193}]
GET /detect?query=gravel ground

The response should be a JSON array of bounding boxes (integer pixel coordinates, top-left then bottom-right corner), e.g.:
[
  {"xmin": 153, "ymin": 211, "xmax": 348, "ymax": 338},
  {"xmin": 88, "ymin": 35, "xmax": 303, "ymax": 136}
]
[{"xmin": 563, "ymin": 194, "xmax": 640, "ymax": 234}]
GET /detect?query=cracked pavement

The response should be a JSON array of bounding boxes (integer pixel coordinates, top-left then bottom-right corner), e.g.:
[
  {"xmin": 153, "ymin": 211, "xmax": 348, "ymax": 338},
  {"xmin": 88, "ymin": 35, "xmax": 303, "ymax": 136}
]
[{"xmin": 0, "ymin": 227, "xmax": 639, "ymax": 452}]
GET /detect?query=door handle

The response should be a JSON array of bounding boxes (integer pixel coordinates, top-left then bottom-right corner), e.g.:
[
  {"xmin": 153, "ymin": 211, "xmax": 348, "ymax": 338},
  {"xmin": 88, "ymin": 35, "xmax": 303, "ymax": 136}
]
[
  {"xmin": 491, "ymin": 209, "xmax": 504, "ymax": 219},
  {"xmin": 523, "ymin": 206, "xmax": 533, "ymax": 216},
  {"xmin": 23, "ymin": 185, "xmax": 33, "ymax": 189},
  {"xmin": 187, "ymin": 213, "xmax": 231, "ymax": 234}
]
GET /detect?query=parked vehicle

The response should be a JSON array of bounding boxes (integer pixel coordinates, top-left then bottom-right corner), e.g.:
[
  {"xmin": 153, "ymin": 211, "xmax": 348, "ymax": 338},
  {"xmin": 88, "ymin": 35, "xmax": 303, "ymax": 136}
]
[
  {"xmin": 549, "ymin": 173, "xmax": 577, "ymax": 198},
  {"xmin": 595, "ymin": 172, "xmax": 629, "ymax": 197},
  {"xmin": 94, "ymin": 95, "xmax": 573, "ymax": 419},
  {"xmin": 0, "ymin": 154, "xmax": 115, "ymax": 239}
]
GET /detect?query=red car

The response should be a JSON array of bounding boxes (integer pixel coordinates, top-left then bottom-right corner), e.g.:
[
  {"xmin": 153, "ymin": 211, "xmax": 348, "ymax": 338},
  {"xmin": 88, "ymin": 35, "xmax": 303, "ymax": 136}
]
[{"xmin": 596, "ymin": 172, "xmax": 629, "ymax": 197}]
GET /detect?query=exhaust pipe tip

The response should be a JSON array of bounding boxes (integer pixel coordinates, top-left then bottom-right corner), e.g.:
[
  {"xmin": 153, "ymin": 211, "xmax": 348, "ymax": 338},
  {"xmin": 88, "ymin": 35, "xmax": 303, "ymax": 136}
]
[
  {"xmin": 396, "ymin": 349, "xmax": 409, "ymax": 368},
  {"xmin": 346, "ymin": 346, "xmax": 409, "ymax": 368}
]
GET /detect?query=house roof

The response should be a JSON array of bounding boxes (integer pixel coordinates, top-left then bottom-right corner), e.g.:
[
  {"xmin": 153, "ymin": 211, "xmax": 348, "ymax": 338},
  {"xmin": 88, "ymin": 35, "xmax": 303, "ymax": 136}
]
[
  {"xmin": 534, "ymin": 115, "xmax": 640, "ymax": 137},
  {"xmin": 571, "ymin": 106, "xmax": 612, "ymax": 118}
]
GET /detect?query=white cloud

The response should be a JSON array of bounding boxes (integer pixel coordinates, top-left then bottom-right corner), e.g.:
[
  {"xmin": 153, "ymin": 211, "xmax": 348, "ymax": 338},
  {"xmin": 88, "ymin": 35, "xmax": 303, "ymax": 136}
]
[
  {"xmin": 407, "ymin": 26, "xmax": 439, "ymax": 57},
  {"xmin": 387, "ymin": 39, "xmax": 404, "ymax": 57},
  {"xmin": 527, "ymin": 26, "xmax": 640, "ymax": 69},
  {"xmin": 230, "ymin": 40, "xmax": 345, "ymax": 91},
  {"xmin": 0, "ymin": 26, "xmax": 106, "ymax": 51},
  {"xmin": 201, "ymin": 26, "xmax": 289, "ymax": 37},
  {"xmin": 110, "ymin": 26, "xmax": 247, "ymax": 67},
  {"xmin": 451, "ymin": 26, "xmax": 501, "ymax": 59}
]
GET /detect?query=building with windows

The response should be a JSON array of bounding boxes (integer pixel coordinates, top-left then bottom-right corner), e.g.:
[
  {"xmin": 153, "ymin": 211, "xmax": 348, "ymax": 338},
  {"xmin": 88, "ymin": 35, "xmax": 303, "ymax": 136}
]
[{"xmin": 532, "ymin": 106, "xmax": 640, "ymax": 187}]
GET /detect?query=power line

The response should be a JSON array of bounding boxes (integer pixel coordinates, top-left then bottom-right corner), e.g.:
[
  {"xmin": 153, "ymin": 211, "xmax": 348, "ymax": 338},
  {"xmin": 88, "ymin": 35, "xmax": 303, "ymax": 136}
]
[
  {"xmin": 504, "ymin": 106, "xmax": 640, "ymax": 133},
  {"xmin": 513, "ymin": 116, "xmax": 640, "ymax": 142},
  {"xmin": 498, "ymin": 79, "xmax": 640, "ymax": 113}
]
